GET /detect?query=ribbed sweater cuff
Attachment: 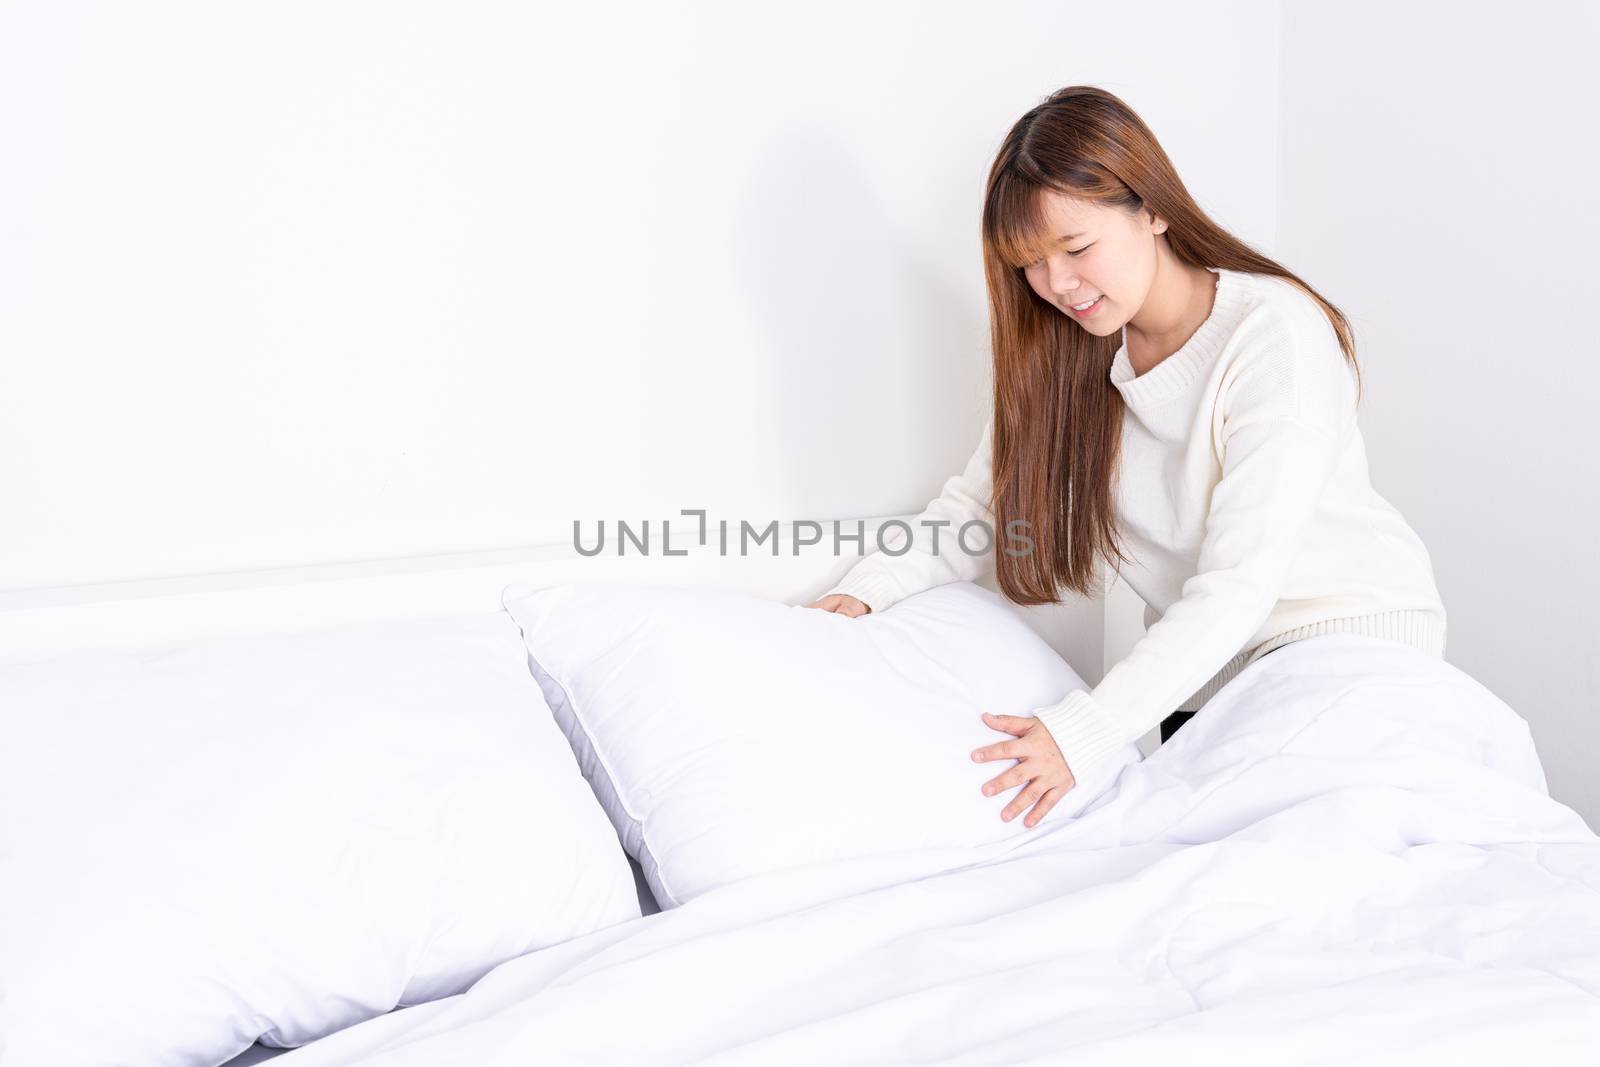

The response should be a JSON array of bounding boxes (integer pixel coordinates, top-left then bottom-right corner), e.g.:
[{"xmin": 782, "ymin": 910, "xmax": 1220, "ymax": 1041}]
[
  {"xmin": 820, "ymin": 568, "xmax": 906, "ymax": 615},
  {"xmin": 1032, "ymin": 689, "xmax": 1130, "ymax": 783}
]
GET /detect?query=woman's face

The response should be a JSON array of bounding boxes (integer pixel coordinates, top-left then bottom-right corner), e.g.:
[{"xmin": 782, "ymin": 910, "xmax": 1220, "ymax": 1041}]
[{"xmin": 1019, "ymin": 191, "xmax": 1165, "ymax": 336}]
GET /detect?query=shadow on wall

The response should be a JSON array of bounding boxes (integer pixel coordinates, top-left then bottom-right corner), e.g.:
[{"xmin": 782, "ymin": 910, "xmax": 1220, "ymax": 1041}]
[{"xmin": 732, "ymin": 120, "xmax": 988, "ymax": 519}]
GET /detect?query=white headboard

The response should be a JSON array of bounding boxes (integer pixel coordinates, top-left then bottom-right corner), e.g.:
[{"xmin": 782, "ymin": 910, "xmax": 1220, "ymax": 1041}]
[{"xmin": 0, "ymin": 518, "xmax": 1107, "ymax": 684}]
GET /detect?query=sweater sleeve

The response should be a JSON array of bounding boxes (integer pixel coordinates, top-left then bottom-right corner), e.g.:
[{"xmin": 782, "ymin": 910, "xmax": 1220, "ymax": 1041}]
[
  {"xmin": 820, "ymin": 415, "xmax": 996, "ymax": 613},
  {"xmin": 1033, "ymin": 327, "xmax": 1354, "ymax": 781}
]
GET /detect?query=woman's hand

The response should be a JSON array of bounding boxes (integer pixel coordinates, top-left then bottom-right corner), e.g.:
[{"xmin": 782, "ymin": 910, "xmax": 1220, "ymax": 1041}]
[
  {"xmin": 805, "ymin": 594, "xmax": 871, "ymax": 617},
  {"xmin": 972, "ymin": 712, "xmax": 1076, "ymax": 828}
]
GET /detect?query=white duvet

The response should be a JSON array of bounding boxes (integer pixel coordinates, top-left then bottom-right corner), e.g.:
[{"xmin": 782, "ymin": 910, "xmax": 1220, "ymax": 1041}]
[{"xmin": 274, "ymin": 634, "xmax": 1600, "ymax": 1066}]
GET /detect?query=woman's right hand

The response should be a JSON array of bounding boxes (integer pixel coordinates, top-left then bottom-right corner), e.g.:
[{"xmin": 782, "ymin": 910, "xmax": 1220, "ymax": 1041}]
[{"xmin": 805, "ymin": 594, "xmax": 871, "ymax": 617}]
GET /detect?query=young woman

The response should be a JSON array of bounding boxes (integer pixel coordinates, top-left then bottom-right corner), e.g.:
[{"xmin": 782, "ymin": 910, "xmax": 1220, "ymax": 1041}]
[{"xmin": 804, "ymin": 85, "xmax": 1447, "ymax": 829}]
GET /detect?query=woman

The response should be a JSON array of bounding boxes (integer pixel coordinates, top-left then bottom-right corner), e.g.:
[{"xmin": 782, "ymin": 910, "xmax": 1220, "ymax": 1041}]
[{"xmin": 804, "ymin": 85, "xmax": 1447, "ymax": 830}]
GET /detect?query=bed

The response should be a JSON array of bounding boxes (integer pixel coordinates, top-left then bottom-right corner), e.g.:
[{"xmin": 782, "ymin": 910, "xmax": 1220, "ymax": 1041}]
[{"xmin": 3, "ymin": 529, "xmax": 1596, "ymax": 1067}]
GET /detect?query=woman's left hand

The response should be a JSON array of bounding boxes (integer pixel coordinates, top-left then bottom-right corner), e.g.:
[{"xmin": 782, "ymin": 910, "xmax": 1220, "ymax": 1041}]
[{"xmin": 972, "ymin": 712, "xmax": 1077, "ymax": 828}]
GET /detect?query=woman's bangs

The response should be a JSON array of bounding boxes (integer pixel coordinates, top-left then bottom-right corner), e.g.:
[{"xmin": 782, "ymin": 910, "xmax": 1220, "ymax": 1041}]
[{"xmin": 990, "ymin": 182, "xmax": 1056, "ymax": 270}]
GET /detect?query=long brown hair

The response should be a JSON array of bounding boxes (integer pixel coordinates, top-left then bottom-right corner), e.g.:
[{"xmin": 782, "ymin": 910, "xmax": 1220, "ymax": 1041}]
[{"xmin": 980, "ymin": 85, "xmax": 1363, "ymax": 605}]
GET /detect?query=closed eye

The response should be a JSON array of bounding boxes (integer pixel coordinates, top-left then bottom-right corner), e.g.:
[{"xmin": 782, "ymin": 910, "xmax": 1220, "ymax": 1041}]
[{"xmin": 1024, "ymin": 244, "xmax": 1091, "ymax": 269}]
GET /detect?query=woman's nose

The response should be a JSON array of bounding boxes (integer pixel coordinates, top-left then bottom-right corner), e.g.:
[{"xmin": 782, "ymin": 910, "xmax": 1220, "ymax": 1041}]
[{"xmin": 1046, "ymin": 258, "xmax": 1079, "ymax": 296}]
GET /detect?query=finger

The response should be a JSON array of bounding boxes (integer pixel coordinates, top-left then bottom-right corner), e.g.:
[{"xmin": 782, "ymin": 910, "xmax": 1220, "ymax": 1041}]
[
  {"xmin": 819, "ymin": 595, "xmax": 869, "ymax": 617},
  {"xmin": 980, "ymin": 712, "xmax": 1031, "ymax": 735},
  {"xmin": 1002, "ymin": 778, "xmax": 1045, "ymax": 821},
  {"xmin": 980, "ymin": 762, "xmax": 1030, "ymax": 797},
  {"xmin": 976, "ymin": 728, "xmax": 1056, "ymax": 764},
  {"xmin": 971, "ymin": 740, "xmax": 1023, "ymax": 764},
  {"xmin": 1023, "ymin": 785, "xmax": 1068, "ymax": 829}
]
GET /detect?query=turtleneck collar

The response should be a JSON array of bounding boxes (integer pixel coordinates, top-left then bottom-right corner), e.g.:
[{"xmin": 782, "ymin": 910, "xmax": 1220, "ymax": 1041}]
[{"xmin": 1109, "ymin": 267, "xmax": 1254, "ymax": 408}]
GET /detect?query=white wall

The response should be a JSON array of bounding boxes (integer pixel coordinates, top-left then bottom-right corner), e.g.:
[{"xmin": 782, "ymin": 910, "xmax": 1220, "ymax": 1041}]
[
  {"xmin": 0, "ymin": 0, "xmax": 1280, "ymax": 597},
  {"xmin": 1274, "ymin": 1, "xmax": 1600, "ymax": 822}
]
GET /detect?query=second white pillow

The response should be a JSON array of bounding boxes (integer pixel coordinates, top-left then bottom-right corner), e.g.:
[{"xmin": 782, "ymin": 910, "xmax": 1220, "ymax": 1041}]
[
  {"xmin": 500, "ymin": 580, "xmax": 1143, "ymax": 907},
  {"xmin": 0, "ymin": 612, "xmax": 641, "ymax": 1067}
]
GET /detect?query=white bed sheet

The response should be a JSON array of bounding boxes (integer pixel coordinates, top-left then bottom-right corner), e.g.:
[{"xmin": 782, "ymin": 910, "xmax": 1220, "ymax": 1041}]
[{"xmin": 258, "ymin": 634, "xmax": 1600, "ymax": 1066}]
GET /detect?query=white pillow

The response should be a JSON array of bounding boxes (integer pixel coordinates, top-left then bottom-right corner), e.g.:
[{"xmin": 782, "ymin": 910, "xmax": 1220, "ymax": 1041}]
[
  {"xmin": 499, "ymin": 580, "xmax": 1142, "ymax": 908},
  {"xmin": 0, "ymin": 611, "xmax": 641, "ymax": 1067}
]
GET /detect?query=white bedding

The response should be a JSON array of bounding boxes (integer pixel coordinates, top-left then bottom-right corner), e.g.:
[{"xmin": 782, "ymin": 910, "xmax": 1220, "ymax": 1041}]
[
  {"xmin": 268, "ymin": 634, "xmax": 1600, "ymax": 1066},
  {"xmin": 0, "ymin": 612, "xmax": 641, "ymax": 1067}
]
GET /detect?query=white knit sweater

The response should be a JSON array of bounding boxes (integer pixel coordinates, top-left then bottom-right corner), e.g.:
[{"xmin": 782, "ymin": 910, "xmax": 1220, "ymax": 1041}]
[{"xmin": 823, "ymin": 266, "xmax": 1447, "ymax": 782}]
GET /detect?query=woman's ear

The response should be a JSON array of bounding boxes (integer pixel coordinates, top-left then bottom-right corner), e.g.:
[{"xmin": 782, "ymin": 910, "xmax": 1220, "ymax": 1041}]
[{"xmin": 1147, "ymin": 208, "xmax": 1169, "ymax": 236}]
